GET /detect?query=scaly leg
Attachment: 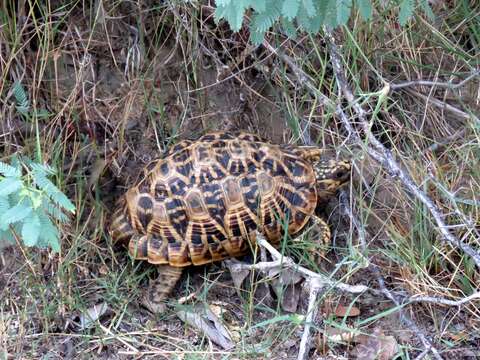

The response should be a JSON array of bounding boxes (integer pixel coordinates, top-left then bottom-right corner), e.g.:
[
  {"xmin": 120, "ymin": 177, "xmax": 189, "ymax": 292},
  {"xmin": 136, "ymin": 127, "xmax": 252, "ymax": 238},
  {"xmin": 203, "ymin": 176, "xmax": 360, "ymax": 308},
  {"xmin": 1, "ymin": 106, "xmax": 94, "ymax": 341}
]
[
  {"xmin": 298, "ymin": 215, "xmax": 331, "ymax": 262},
  {"xmin": 142, "ymin": 265, "xmax": 183, "ymax": 314}
]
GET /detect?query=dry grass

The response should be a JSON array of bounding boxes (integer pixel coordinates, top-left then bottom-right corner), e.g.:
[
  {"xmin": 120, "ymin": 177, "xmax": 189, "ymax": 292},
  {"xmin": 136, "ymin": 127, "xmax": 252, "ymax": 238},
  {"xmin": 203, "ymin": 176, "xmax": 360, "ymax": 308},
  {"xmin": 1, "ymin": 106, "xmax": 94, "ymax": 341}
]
[{"xmin": 1, "ymin": 0, "xmax": 479, "ymax": 359}]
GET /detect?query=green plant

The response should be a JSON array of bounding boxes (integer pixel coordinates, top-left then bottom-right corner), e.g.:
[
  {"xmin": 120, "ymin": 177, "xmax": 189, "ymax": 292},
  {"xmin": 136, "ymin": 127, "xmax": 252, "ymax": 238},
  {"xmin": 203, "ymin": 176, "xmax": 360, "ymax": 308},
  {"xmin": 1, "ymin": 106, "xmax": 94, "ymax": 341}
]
[
  {"xmin": 214, "ymin": 0, "xmax": 435, "ymax": 44},
  {"xmin": 0, "ymin": 158, "xmax": 75, "ymax": 252}
]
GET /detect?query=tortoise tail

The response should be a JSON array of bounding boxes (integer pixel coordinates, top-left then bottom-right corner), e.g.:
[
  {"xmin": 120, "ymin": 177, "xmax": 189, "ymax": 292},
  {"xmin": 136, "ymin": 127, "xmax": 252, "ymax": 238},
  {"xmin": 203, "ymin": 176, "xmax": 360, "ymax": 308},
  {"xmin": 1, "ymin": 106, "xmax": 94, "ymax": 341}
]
[{"xmin": 109, "ymin": 200, "xmax": 136, "ymax": 244}]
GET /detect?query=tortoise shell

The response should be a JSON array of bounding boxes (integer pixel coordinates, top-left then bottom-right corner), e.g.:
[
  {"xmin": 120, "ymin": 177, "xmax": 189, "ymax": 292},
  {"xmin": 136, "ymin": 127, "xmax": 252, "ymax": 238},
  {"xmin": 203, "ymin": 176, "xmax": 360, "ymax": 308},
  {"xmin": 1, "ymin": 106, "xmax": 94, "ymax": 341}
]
[{"xmin": 109, "ymin": 131, "xmax": 350, "ymax": 267}]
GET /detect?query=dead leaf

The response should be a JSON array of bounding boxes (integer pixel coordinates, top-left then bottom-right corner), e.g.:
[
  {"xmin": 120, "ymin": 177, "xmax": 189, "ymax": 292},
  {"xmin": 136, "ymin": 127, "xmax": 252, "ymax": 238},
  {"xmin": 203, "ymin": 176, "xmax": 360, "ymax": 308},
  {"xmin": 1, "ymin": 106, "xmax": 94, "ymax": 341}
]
[
  {"xmin": 224, "ymin": 259, "xmax": 250, "ymax": 290},
  {"xmin": 334, "ymin": 304, "xmax": 361, "ymax": 318},
  {"xmin": 323, "ymin": 325, "xmax": 358, "ymax": 343},
  {"xmin": 176, "ymin": 304, "xmax": 234, "ymax": 350},
  {"xmin": 353, "ymin": 328, "xmax": 399, "ymax": 360},
  {"xmin": 272, "ymin": 282, "xmax": 301, "ymax": 313},
  {"xmin": 74, "ymin": 302, "xmax": 109, "ymax": 330}
]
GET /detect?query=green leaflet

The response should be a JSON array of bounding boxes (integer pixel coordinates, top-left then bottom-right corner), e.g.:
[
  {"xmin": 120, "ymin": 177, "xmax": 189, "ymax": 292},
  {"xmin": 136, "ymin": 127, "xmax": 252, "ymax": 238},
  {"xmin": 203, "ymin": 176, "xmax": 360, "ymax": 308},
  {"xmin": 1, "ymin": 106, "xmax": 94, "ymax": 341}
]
[
  {"xmin": 281, "ymin": 17, "xmax": 298, "ymax": 38},
  {"xmin": 0, "ymin": 157, "xmax": 74, "ymax": 252},
  {"xmin": 399, "ymin": 0, "xmax": 415, "ymax": 25},
  {"xmin": 297, "ymin": 0, "xmax": 322, "ymax": 33},
  {"xmin": 33, "ymin": 170, "xmax": 75, "ymax": 213},
  {"xmin": 357, "ymin": 0, "xmax": 372, "ymax": 20},
  {"xmin": 337, "ymin": 0, "xmax": 353, "ymax": 26},
  {"xmin": 12, "ymin": 81, "xmax": 30, "ymax": 115},
  {"xmin": 212, "ymin": 0, "xmax": 423, "ymax": 44},
  {"xmin": 418, "ymin": 0, "xmax": 434, "ymax": 20},
  {"xmin": 214, "ymin": 0, "xmax": 252, "ymax": 31},
  {"xmin": 42, "ymin": 198, "xmax": 70, "ymax": 223},
  {"xmin": 0, "ymin": 196, "xmax": 10, "ymax": 213},
  {"xmin": 0, "ymin": 161, "xmax": 21, "ymax": 178},
  {"xmin": 302, "ymin": 0, "xmax": 316, "ymax": 17},
  {"xmin": 282, "ymin": 0, "xmax": 300, "ymax": 20},
  {"xmin": 37, "ymin": 211, "xmax": 60, "ymax": 251},
  {"xmin": 251, "ymin": 0, "xmax": 282, "ymax": 33},
  {"xmin": 251, "ymin": 0, "xmax": 266, "ymax": 12},
  {"xmin": 0, "ymin": 202, "xmax": 32, "ymax": 230},
  {"xmin": 22, "ymin": 213, "xmax": 41, "ymax": 247},
  {"xmin": 0, "ymin": 177, "xmax": 23, "ymax": 197}
]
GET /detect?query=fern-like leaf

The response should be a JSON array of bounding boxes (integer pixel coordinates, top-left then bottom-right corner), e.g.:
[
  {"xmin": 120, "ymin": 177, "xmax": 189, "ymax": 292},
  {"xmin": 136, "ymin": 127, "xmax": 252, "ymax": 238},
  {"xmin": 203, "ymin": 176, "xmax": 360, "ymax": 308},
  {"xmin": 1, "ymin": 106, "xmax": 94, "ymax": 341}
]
[
  {"xmin": 214, "ymin": 0, "xmax": 253, "ymax": 32},
  {"xmin": 0, "ymin": 229, "xmax": 16, "ymax": 245},
  {"xmin": 42, "ymin": 198, "xmax": 70, "ymax": 223},
  {"xmin": 251, "ymin": 0, "xmax": 266, "ymax": 12},
  {"xmin": 297, "ymin": 0, "xmax": 322, "ymax": 33},
  {"xmin": 356, "ymin": 0, "xmax": 372, "ymax": 20},
  {"xmin": 281, "ymin": 17, "xmax": 298, "ymax": 38},
  {"xmin": 399, "ymin": 0, "xmax": 415, "ymax": 25},
  {"xmin": 251, "ymin": 0, "xmax": 282, "ymax": 33},
  {"xmin": 32, "ymin": 170, "xmax": 75, "ymax": 213},
  {"xmin": 282, "ymin": 0, "xmax": 300, "ymax": 20},
  {"xmin": 302, "ymin": 0, "xmax": 316, "ymax": 17},
  {"xmin": 0, "ymin": 177, "xmax": 23, "ymax": 197},
  {"xmin": 337, "ymin": 0, "xmax": 352, "ymax": 26},
  {"xmin": 0, "ymin": 196, "xmax": 10, "ymax": 214},
  {"xmin": 12, "ymin": 81, "xmax": 30, "ymax": 115},
  {"xmin": 0, "ymin": 202, "xmax": 32, "ymax": 230},
  {"xmin": 418, "ymin": 0, "xmax": 434, "ymax": 20},
  {"xmin": 21, "ymin": 213, "xmax": 40, "ymax": 247},
  {"xmin": 0, "ymin": 161, "xmax": 21, "ymax": 178},
  {"xmin": 30, "ymin": 162, "xmax": 56, "ymax": 176},
  {"xmin": 37, "ymin": 211, "xmax": 60, "ymax": 252}
]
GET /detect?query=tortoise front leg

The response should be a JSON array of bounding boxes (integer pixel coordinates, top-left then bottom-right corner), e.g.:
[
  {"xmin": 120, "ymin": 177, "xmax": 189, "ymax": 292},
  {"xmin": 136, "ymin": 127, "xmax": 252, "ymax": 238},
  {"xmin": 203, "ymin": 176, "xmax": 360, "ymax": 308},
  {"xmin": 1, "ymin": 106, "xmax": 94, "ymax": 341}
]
[
  {"xmin": 296, "ymin": 215, "xmax": 332, "ymax": 263},
  {"xmin": 142, "ymin": 265, "xmax": 183, "ymax": 314}
]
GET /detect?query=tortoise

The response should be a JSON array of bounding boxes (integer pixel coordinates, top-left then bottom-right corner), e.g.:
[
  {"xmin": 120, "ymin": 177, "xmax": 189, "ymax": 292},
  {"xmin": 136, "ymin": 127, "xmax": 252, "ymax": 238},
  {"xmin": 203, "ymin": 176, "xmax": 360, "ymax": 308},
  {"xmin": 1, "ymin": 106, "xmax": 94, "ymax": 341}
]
[{"xmin": 109, "ymin": 131, "xmax": 351, "ymax": 313}]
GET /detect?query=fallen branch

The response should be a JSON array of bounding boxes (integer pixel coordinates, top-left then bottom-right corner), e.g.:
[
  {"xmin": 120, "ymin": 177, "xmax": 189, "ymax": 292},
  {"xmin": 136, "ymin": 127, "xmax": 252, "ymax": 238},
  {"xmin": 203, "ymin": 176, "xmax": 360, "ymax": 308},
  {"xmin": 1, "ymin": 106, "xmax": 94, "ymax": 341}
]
[
  {"xmin": 408, "ymin": 292, "xmax": 480, "ymax": 307},
  {"xmin": 298, "ymin": 277, "xmax": 324, "ymax": 360},
  {"xmin": 229, "ymin": 232, "xmax": 375, "ymax": 360},
  {"xmin": 389, "ymin": 69, "xmax": 480, "ymax": 91},
  {"xmin": 242, "ymin": 236, "xmax": 376, "ymax": 296}
]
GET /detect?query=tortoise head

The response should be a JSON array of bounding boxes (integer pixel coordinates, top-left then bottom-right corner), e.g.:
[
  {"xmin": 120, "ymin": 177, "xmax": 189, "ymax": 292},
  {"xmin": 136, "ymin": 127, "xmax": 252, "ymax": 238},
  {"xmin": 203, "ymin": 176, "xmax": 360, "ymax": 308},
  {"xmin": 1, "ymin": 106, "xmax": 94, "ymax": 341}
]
[{"xmin": 313, "ymin": 159, "xmax": 351, "ymax": 199}]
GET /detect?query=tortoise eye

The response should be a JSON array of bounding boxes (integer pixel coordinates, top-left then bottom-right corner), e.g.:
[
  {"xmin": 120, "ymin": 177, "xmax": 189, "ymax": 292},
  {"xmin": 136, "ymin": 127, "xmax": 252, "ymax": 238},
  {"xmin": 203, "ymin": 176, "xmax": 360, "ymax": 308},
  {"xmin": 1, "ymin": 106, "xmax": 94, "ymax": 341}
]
[{"xmin": 336, "ymin": 171, "xmax": 345, "ymax": 178}]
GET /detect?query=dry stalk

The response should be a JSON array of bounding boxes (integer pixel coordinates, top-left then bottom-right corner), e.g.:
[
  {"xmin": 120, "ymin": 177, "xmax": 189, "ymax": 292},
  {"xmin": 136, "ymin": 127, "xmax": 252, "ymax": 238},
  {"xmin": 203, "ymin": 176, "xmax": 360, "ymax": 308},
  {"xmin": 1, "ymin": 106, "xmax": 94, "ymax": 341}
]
[
  {"xmin": 389, "ymin": 69, "xmax": 480, "ymax": 91},
  {"xmin": 297, "ymin": 277, "xmax": 324, "ymax": 360}
]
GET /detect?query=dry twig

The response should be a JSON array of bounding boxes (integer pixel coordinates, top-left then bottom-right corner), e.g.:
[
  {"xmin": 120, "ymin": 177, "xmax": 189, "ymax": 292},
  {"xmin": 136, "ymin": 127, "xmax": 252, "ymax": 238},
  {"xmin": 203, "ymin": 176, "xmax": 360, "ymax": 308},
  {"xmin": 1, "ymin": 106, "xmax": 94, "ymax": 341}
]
[
  {"xmin": 234, "ymin": 233, "xmax": 374, "ymax": 360},
  {"xmin": 389, "ymin": 69, "xmax": 480, "ymax": 91}
]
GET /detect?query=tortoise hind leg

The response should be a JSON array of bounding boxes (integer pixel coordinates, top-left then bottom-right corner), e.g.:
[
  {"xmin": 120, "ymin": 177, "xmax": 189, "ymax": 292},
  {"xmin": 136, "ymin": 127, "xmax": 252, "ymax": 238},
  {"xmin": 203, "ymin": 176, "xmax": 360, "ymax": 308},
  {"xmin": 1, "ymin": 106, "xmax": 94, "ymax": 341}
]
[{"xmin": 142, "ymin": 265, "xmax": 183, "ymax": 314}]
